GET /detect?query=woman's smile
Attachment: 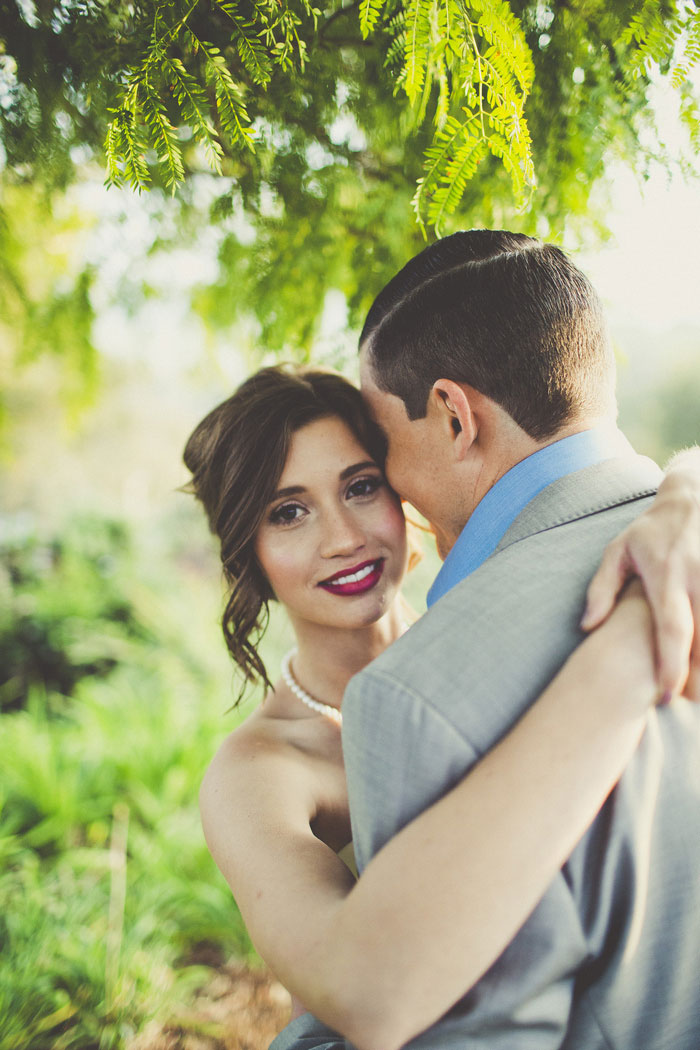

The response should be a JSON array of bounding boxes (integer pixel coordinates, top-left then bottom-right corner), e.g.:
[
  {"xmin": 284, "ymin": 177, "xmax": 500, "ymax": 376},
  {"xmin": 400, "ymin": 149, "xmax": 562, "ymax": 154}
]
[{"xmin": 318, "ymin": 558, "xmax": 386, "ymax": 596}]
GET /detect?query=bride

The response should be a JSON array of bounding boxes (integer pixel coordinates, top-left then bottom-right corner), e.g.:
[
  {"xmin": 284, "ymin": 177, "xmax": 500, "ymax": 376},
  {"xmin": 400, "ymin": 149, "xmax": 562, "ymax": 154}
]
[{"xmin": 184, "ymin": 364, "xmax": 700, "ymax": 1048}]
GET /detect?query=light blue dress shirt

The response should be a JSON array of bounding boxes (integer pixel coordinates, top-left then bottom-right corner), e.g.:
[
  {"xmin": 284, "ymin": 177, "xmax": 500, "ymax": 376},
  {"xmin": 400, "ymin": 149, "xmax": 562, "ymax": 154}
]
[{"xmin": 426, "ymin": 428, "xmax": 618, "ymax": 607}]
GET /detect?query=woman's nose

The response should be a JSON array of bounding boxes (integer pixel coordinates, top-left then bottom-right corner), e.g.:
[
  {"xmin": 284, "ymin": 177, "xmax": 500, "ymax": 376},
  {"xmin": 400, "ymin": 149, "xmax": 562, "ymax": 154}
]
[{"xmin": 319, "ymin": 507, "xmax": 366, "ymax": 558}]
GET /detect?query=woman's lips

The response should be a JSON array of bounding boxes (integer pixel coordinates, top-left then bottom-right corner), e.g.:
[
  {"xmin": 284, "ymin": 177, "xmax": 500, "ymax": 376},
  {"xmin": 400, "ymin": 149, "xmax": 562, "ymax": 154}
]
[{"xmin": 318, "ymin": 558, "xmax": 385, "ymax": 596}]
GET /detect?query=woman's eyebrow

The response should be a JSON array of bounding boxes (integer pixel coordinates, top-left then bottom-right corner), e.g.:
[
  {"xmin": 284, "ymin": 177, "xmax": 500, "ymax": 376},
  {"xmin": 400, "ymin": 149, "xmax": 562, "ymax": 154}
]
[
  {"xmin": 271, "ymin": 485, "xmax": 306, "ymax": 500},
  {"xmin": 339, "ymin": 460, "xmax": 377, "ymax": 481},
  {"xmin": 271, "ymin": 461, "xmax": 377, "ymax": 501}
]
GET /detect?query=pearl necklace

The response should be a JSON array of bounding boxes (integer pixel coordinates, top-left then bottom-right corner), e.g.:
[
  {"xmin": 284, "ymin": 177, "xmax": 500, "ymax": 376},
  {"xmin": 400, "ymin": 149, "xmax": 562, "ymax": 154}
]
[{"xmin": 281, "ymin": 649, "xmax": 343, "ymax": 726}]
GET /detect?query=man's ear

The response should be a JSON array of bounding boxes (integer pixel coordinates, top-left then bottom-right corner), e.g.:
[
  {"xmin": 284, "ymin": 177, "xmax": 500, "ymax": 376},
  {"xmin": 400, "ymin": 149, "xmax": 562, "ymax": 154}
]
[{"xmin": 431, "ymin": 379, "xmax": 477, "ymax": 458}]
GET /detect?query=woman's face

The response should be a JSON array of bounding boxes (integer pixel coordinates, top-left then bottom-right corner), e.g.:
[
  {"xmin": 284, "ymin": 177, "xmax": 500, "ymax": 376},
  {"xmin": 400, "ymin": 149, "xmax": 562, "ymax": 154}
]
[{"xmin": 255, "ymin": 416, "xmax": 408, "ymax": 633}]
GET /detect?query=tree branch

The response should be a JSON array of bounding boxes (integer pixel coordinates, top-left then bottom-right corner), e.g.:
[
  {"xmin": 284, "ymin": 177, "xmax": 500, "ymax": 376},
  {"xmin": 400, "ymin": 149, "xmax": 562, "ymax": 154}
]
[{"xmin": 319, "ymin": 1, "xmax": 361, "ymax": 39}]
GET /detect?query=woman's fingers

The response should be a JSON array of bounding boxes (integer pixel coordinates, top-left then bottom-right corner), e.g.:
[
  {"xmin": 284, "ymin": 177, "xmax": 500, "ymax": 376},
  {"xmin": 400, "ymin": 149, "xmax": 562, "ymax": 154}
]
[
  {"xmin": 582, "ymin": 529, "xmax": 699, "ymax": 699},
  {"xmin": 651, "ymin": 581, "xmax": 694, "ymax": 699},
  {"xmin": 581, "ymin": 538, "xmax": 630, "ymax": 631},
  {"xmin": 683, "ymin": 587, "xmax": 699, "ymax": 702}
]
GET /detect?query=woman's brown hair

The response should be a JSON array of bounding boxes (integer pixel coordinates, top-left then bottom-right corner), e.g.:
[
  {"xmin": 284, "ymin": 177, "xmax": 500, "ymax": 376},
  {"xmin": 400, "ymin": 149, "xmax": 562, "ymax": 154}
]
[{"xmin": 183, "ymin": 365, "xmax": 388, "ymax": 700}]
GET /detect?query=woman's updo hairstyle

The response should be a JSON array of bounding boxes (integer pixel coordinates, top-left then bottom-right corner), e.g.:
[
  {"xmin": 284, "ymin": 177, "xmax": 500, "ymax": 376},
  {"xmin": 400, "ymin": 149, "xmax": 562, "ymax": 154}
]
[{"xmin": 183, "ymin": 364, "xmax": 388, "ymax": 699}]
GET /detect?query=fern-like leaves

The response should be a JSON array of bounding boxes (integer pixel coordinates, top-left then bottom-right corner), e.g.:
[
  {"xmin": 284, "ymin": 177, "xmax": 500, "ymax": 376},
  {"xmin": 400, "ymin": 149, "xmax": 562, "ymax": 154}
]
[
  {"xmin": 621, "ymin": 0, "xmax": 700, "ymax": 87},
  {"xmin": 162, "ymin": 56, "xmax": 223, "ymax": 172},
  {"xmin": 206, "ymin": 58, "xmax": 255, "ymax": 152},
  {"xmin": 104, "ymin": 97, "xmax": 152, "ymax": 193},
  {"xmin": 99, "ymin": 0, "xmax": 700, "ymax": 235},
  {"xmin": 102, "ymin": 0, "xmax": 322, "ymax": 192},
  {"xmin": 187, "ymin": 32, "xmax": 255, "ymax": 152},
  {"xmin": 101, "ymin": 0, "xmax": 537, "ymax": 222},
  {"xmin": 141, "ymin": 81, "xmax": 186, "ymax": 189},
  {"xmin": 672, "ymin": 8, "xmax": 700, "ymax": 88},
  {"xmin": 413, "ymin": 115, "xmax": 485, "ymax": 231},
  {"xmin": 404, "ymin": 0, "xmax": 535, "ymax": 232},
  {"xmin": 403, "ymin": 0, "xmax": 433, "ymax": 104},
  {"xmin": 360, "ymin": 0, "xmax": 387, "ymax": 39},
  {"xmin": 216, "ymin": 1, "xmax": 273, "ymax": 86}
]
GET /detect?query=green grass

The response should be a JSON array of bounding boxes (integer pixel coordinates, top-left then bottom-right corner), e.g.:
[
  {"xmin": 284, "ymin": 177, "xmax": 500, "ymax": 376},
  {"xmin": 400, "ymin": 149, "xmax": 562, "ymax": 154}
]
[{"xmin": 0, "ymin": 513, "xmax": 270, "ymax": 1048}]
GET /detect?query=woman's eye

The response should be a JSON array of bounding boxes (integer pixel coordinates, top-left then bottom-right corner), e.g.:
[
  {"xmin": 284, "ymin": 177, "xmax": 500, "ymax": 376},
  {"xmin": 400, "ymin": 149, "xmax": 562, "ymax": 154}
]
[
  {"xmin": 347, "ymin": 476, "xmax": 383, "ymax": 499},
  {"xmin": 269, "ymin": 502, "xmax": 305, "ymax": 525}
]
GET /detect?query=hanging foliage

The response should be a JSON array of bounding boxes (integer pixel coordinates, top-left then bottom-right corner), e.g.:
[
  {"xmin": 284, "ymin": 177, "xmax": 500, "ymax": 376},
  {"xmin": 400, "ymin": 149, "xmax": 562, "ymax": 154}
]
[
  {"xmin": 1, "ymin": 0, "xmax": 700, "ymax": 387},
  {"xmin": 2, "ymin": 0, "xmax": 699, "ymax": 231}
]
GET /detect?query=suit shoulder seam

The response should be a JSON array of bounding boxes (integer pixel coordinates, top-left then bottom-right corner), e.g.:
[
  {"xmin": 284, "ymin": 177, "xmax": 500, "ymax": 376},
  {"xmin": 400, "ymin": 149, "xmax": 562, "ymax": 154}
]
[
  {"xmin": 496, "ymin": 487, "xmax": 658, "ymax": 556},
  {"xmin": 347, "ymin": 664, "xmax": 477, "ymax": 752}
]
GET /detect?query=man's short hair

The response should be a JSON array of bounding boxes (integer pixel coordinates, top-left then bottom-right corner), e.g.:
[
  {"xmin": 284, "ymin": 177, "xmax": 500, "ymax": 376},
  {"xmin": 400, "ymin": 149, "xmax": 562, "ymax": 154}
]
[{"xmin": 360, "ymin": 230, "xmax": 616, "ymax": 441}]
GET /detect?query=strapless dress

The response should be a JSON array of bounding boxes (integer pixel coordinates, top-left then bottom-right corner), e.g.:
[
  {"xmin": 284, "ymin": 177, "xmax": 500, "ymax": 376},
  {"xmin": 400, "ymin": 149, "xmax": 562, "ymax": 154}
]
[{"xmin": 336, "ymin": 840, "xmax": 358, "ymax": 878}]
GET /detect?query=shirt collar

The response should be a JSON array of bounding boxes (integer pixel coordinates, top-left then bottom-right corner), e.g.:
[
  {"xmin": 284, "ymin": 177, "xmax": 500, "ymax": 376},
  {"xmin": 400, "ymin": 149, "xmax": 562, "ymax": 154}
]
[{"xmin": 426, "ymin": 427, "xmax": 619, "ymax": 607}]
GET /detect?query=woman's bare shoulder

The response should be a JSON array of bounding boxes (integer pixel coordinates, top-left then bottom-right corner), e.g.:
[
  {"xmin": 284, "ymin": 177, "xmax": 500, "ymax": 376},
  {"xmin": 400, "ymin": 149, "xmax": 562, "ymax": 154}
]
[
  {"xmin": 204, "ymin": 700, "xmax": 293, "ymax": 783},
  {"xmin": 200, "ymin": 697, "xmax": 320, "ymax": 829}
]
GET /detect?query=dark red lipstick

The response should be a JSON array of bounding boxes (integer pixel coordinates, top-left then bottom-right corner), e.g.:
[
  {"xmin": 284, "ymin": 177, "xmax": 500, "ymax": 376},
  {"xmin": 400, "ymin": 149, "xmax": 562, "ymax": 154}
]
[{"xmin": 318, "ymin": 558, "xmax": 385, "ymax": 596}]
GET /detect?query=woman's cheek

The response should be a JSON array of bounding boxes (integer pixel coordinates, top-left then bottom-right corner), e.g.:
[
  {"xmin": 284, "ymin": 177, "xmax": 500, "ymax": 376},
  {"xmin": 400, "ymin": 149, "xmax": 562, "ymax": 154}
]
[
  {"xmin": 256, "ymin": 535, "xmax": 302, "ymax": 601},
  {"xmin": 376, "ymin": 497, "xmax": 409, "ymax": 564},
  {"xmin": 270, "ymin": 552, "xmax": 301, "ymax": 600}
]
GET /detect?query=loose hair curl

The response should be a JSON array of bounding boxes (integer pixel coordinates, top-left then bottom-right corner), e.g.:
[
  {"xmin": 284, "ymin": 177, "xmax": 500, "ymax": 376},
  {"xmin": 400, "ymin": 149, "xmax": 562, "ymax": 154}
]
[{"xmin": 183, "ymin": 365, "xmax": 387, "ymax": 701}]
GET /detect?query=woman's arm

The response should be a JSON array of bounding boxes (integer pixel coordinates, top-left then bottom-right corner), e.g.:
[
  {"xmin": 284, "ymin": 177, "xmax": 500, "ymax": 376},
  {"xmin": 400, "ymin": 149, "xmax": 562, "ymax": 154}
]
[
  {"xmin": 583, "ymin": 446, "xmax": 700, "ymax": 700},
  {"xmin": 201, "ymin": 586, "xmax": 658, "ymax": 1050}
]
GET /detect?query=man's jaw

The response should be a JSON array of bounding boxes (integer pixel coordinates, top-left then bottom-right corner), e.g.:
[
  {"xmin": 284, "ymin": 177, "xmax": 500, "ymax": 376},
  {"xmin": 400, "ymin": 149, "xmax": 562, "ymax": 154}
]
[{"xmin": 432, "ymin": 526, "xmax": 454, "ymax": 561}]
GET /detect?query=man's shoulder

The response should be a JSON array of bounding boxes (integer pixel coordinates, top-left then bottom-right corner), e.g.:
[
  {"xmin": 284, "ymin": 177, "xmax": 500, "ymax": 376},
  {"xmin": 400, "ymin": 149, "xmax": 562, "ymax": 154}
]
[
  {"xmin": 362, "ymin": 475, "xmax": 658, "ymax": 679},
  {"xmin": 495, "ymin": 452, "xmax": 662, "ymax": 553},
  {"xmin": 346, "ymin": 476, "xmax": 659, "ymax": 752}
]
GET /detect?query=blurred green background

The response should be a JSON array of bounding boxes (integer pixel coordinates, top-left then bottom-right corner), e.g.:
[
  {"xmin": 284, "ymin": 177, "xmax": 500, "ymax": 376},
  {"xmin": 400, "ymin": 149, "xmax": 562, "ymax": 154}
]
[{"xmin": 2, "ymin": 1, "xmax": 700, "ymax": 1046}]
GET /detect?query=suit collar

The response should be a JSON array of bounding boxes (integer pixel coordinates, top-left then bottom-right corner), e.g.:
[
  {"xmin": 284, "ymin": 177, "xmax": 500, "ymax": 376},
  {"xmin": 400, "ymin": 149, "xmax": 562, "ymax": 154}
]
[
  {"xmin": 427, "ymin": 427, "xmax": 625, "ymax": 607},
  {"xmin": 494, "ymin": 455, "xmax": 663, "ymax": 554}
]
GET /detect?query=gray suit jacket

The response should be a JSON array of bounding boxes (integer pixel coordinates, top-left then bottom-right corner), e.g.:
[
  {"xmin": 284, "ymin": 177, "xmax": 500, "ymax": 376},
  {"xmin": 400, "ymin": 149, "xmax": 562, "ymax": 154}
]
[{"xmin": 271, "ymin": 456, "xmax": 700, "ymax": 1050}]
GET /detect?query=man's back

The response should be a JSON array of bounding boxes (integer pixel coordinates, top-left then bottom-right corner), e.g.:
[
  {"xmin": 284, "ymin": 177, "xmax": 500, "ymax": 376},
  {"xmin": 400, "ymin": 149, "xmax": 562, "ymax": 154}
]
[{"xmin": 343, "ymin": 455, "xmax": 700, "ymax": 1048}]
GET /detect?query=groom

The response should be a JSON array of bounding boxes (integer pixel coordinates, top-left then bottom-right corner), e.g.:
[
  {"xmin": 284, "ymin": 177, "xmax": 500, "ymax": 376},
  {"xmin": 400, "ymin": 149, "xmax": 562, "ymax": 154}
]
[{"xmin": 273, "ymin": 231, "xmax": 700, "ymax": 1048}]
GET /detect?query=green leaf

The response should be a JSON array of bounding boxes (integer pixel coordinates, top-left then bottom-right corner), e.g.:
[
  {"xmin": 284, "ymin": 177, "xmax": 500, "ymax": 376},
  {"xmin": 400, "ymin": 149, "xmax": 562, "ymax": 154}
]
[
  {"xmin": 141, "ymin": 81, "xmax": 186, "ymax": 190},
  {"xmin": 111, "ymin": 105, "xmax": 152, "ymax": 193},
  {"xmin": 104, "ymin": 117, "xmax": 124, "ymax": 190},
  {"xmin": 428, "ymin": 134, "xmax": 488, "ymax": 232},
  {"xmin": 195, "ymin": 37, "xmax": 256, "ymax": 152},
  {"xmin": 359, "ymin": 0, "xmax": 386, "ymax": 39},
  {"xmin": 161, "ymin": 57, "xmax": 224, "ymax": 173},
  {"xmin": 620, "ymin": 0, "xmax": 682, "ymax": 79},
  {"xmin": 412, "ymin": 112, "xmax": 479, "ymax": 232},
  {"xmin": 403, "ymin": 0, "xmax": 433, "ymax": 104},
  {"xmin": 671, "ymin": 9, "xmax": 700, "ymax": 87},
  {"xmin": 216, "ymin": 0, "xmax": 274, "ymax": 86}
]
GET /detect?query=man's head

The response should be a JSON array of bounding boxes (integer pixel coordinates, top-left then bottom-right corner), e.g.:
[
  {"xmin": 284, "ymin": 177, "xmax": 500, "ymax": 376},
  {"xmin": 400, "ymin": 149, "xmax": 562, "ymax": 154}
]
[{"xmin": 359, "ymin": 229, "xmax": 617, "ymax": 553}]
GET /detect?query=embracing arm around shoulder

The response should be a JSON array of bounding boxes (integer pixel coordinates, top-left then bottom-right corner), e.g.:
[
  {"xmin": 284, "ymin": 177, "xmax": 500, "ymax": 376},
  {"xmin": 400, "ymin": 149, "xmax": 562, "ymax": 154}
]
[{"xmin": 200, "ymin": 584, "xmax": 660, "ymax": 1050}]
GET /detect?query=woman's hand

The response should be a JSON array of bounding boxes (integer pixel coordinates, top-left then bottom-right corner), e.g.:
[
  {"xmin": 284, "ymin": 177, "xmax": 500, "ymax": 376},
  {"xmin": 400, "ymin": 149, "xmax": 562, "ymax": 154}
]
[{"xmin": 582, "ymin": 448, "xmax": 700, "ymax": 701}]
